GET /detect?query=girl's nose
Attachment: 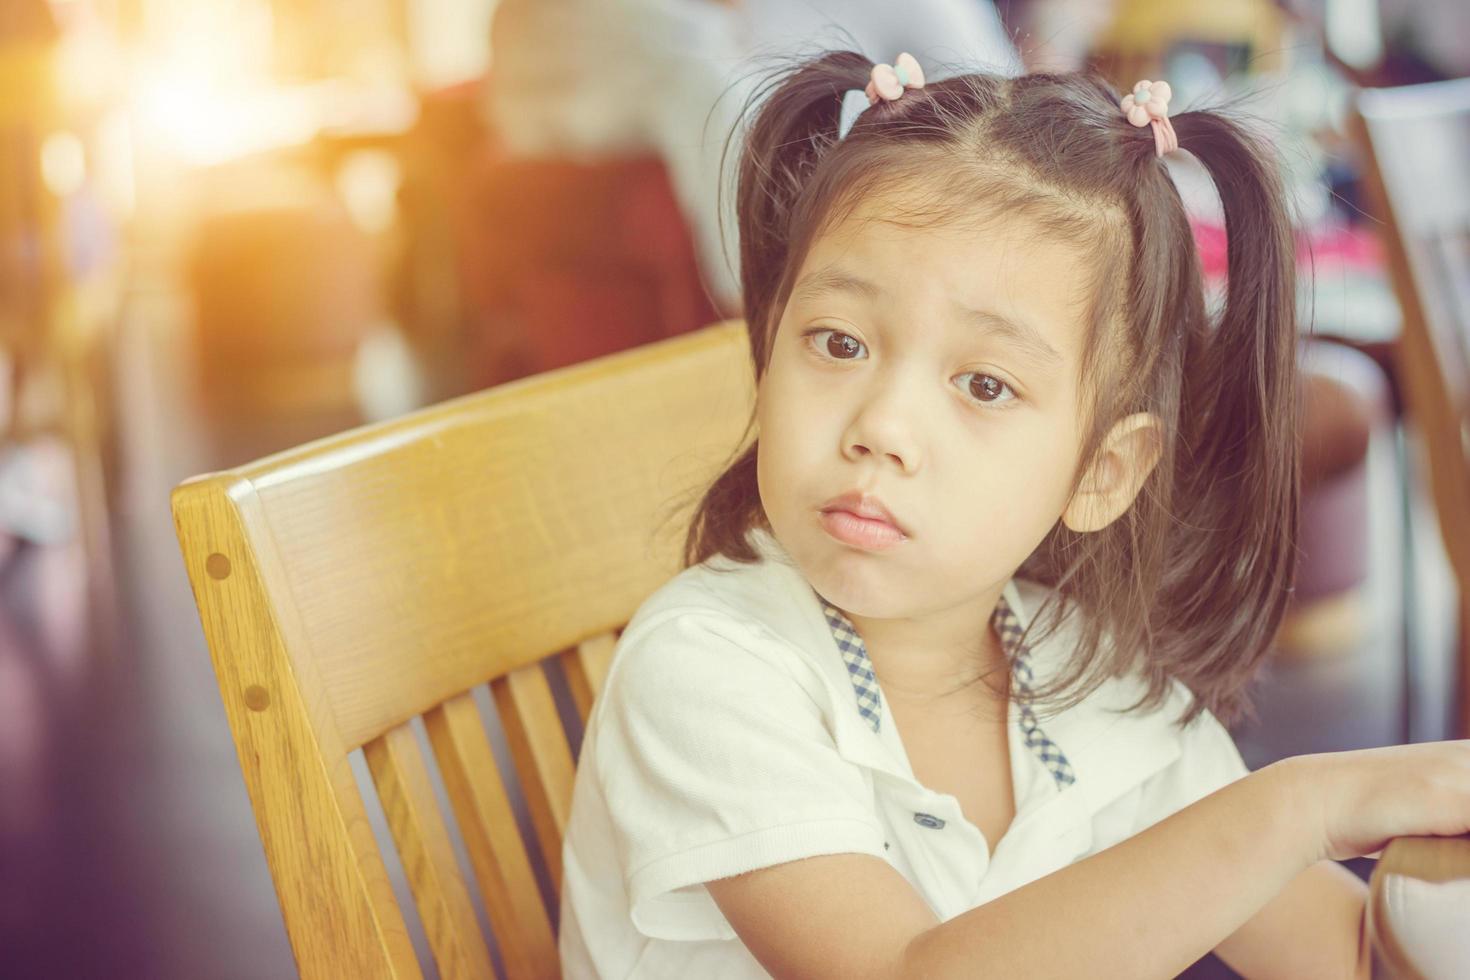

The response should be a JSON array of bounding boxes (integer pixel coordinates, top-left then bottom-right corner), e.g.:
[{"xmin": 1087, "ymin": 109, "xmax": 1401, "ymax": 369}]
[{"xmin": 842, "ymin": 382, "xmax": 922, "ymax": 474}]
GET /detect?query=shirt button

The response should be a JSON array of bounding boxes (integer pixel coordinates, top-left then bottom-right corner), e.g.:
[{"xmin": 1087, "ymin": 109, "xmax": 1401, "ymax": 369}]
[{"xmin": 913, "ymin": 812, "xmax": 946, "ymax": 830}]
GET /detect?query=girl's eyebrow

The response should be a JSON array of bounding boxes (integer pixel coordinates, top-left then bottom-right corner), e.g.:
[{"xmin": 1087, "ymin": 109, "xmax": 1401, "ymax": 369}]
[
  {"xmin": 792, "ymin": 268, "xmax": 882, "ymax": 302},
  {"xmin": 957, "ymin": 306, "xmax": 1064, "ymax": 368},
  {"xmin": 791, "ymin": 267, "xmax": 1064, "ymax": 368}
]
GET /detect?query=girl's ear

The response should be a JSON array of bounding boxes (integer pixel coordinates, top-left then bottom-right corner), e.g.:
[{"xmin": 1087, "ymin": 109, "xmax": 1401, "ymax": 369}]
[{"xmin": 1062, "ymin": 412, "xmax": 1163, "ymax": 533}]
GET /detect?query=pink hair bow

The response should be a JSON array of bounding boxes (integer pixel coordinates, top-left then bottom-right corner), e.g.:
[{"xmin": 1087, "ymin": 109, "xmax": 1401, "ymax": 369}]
[
  {"xmin": 1120, "ymin": 79, "xmax": 1178, "ymax": 157},
  {"xmin": 865, "ymin": 52, "xmax": 925, "ymax": 105}
]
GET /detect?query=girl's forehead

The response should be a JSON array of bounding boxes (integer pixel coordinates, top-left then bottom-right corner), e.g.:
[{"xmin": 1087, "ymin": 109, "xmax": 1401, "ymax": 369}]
[
  {"xmin": 794, "ymin": 196, "xmax": 1097, "ymax": 355},
  {"xmin": 814, "ymin": 184, "xmax": 1088, "ymax": 264}
]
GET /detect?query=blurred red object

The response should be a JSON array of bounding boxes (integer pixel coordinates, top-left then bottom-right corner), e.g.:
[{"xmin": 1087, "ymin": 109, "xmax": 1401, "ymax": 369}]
[
  {"xmin": 455, "ymin": 152, "xmax": 723, "ymax": 389},
  {"xmin": 400, "ymin": 80, "xmax": 725, "ymax": 394},
  {"xmin": 1189, "ymin": 216, "xmax": 1384, "ymax": 283}
]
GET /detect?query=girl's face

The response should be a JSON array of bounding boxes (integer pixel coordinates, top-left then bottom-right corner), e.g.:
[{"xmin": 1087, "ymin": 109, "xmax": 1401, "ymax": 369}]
[{"xmin": 756, "ymin": 186, "xmax": 1095, "ymax": 623}]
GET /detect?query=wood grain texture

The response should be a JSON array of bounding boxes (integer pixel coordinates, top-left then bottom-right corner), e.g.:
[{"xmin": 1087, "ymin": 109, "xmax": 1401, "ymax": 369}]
[
  {"xmin": 241, "ymin": 319, "xmax": 753, "ymax": 751},
  {"xmin": 172, "ymin": 480, "xmax": 422, "ymax": 979},
  {"xmin": 364, "ymin": 724, "xmax": 496, "ymax": 979},
  {"xmin": 491, "ymin": 665, "xmax": 575, "ymax": 899},
  {"xmin": 424, "ymin": 693, "xmax": 559, "ymax": 979},
  {"xmin": 172, "ymin": 320, "xmax": 754, "ymax": 976}
]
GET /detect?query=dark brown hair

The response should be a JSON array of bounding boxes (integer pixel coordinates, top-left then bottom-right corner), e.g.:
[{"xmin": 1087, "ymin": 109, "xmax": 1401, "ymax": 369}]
[{"xmin": 679, "ymin": 51, "xmax": 1300, "ymax": 729}]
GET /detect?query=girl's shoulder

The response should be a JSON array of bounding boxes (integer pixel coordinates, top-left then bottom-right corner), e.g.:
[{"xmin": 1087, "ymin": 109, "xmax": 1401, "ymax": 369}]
[
  {"xmin": 598, "ymin": 527, "xmax": 836, "ymax": 712},
  {"xmin": 1006, "ymin": 577, "xmax": 1240, "ymax": 809},
  {"xmin": 1007, "ymin": 576, "xmax": 1201, "ymax": 724},
  {"xmin": 618, "ymin": 526, "xmax": 819, "ymax": 651}
]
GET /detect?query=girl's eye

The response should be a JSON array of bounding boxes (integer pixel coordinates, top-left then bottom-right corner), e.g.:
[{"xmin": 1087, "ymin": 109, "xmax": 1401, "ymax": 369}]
[
  {"xmin": 957, "ymin": 371, "xmax": 1017, "ymax": 407},
  {"xmin": 804, "ymin": 327, "xmax": 866, "ymax": 360}
]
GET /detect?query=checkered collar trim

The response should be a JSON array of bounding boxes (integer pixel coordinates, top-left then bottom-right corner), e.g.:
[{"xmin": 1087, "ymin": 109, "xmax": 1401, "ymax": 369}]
[{"xmin": 815, "ymin": 587, "xmax": 1077, "ymax": 790}]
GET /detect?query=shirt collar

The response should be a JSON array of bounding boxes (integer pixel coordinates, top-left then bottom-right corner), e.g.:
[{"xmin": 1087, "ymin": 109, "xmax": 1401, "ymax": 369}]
[
  {"xmin": 743, "ymin": 526, "xmax": 1185, "ymax": 806},
  {"xmin": 813, "ymin": 582, "xmax": 1077, "ymax": 792}
]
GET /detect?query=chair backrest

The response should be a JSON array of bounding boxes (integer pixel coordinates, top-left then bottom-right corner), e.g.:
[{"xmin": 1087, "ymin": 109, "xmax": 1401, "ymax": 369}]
[
  {"xmin": 172, "ymin": 320, "xmax": 755, "ymax": 979},
  {"xmin": 1350, "ymin": 77, "xmax": 1470, "ymax": 739}
]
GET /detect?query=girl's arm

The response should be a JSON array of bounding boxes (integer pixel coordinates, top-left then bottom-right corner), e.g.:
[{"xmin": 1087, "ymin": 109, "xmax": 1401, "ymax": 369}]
[
  {"xmin": 1210, "ymin": 857, "xmax": 1367, "ymax": 979},
  {"xmin": 920, "ymin": 759, "xmax": 1344, "ymax": 977},
  {"xmin": 708, "ymin": 758, "xmax": 1344, "ymax": 979},
  {"xmin": 709, "ymin": 760, "xmax": 1319, "ymax": 979}
]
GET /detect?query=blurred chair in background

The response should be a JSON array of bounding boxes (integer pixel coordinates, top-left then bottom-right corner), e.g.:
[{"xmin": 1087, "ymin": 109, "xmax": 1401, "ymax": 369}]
[
  {"xmin": 1088, "ymin": 0, "xmax": 1285, "ymax": 91},
  {"xmin": 185, "ymin": 166, "xmax": 378, "ymax": 465},
  {"xmin": 387, "ymin": 79, "xmax": 484, "ymax": 404},
  {"xmin": 1351, "ymin": 77, "xmax": 1470, "ymax": 741}
]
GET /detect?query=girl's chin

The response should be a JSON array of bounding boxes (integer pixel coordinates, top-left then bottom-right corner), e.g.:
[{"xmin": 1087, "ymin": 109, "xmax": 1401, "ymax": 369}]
[{"xmin": 799, "ymin": 555, "xmax": 906, "ymax": 615}]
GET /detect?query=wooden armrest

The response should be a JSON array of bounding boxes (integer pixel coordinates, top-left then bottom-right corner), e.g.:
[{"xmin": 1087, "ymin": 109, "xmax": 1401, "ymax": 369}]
[{"xmin": 1368, "ymin": 835, "xmax": 1470, "ymax": 979}]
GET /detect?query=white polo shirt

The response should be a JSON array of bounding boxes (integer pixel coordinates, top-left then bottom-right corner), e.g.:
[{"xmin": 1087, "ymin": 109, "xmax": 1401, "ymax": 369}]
[{"xmin": 558, "ymin": 527, "xmax": 1251, "ymax": 978}]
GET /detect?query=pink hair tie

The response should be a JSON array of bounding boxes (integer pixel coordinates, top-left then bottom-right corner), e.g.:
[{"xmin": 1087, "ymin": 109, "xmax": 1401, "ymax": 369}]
[
  {"xmin": 1121, "ymin": 79, "xmax": 1178, "ymax": 157},
  {"xmin": 865, "ymin": 52, "xmax": 925, "ymax": 105}
]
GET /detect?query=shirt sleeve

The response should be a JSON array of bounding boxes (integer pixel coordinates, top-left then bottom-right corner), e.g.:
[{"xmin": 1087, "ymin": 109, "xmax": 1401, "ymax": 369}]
[
  {"xmin": 590, "ymin": 609, "xmax": 888, "ymax": 941},
  {"xmin": 1128, "ymin": 703, "xmax": 1253, "ymax": 835}
]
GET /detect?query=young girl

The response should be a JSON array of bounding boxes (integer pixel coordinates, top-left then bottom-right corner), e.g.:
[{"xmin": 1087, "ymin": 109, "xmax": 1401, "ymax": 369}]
[{"xmin": 557, "ymin": 50, "xmax": 1470, "ymax": 978}]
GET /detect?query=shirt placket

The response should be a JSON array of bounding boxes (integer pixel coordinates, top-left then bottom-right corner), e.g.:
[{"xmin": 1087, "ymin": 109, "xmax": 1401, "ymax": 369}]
[{"xmin": 814, "ymin": 586, "xmax": 1082, "ymax": 916}]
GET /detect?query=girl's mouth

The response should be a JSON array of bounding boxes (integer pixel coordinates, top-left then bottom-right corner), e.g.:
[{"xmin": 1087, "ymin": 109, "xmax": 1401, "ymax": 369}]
[{"xmin": 819, "ymin": 508, "xmax": 907, "ymax": 551}]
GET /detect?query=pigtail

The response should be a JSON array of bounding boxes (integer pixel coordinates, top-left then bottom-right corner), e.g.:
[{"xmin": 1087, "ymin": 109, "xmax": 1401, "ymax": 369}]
[
  {"xmin": 683, "ymin": 50, "xmax": 873, "ymax": 569},
  {"xmin": 1017, "ymin": 103, "xmax": 1302, "ymax": 730},
  {"xmin": 1153, "ymin": 110, "xmax": 1302, "ymax": 723}
]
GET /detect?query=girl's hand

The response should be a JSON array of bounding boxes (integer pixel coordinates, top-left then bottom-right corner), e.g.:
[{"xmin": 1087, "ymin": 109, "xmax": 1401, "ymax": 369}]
[{"xmin": 1286, "ymin": 740, "xmax": 1470, "ymax": 862}]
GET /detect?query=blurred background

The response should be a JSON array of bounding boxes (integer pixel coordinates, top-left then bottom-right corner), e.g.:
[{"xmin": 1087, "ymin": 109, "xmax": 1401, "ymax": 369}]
[{"xmin": 0, "ymin": 0, "xmax": 1466, "ymax": 977}]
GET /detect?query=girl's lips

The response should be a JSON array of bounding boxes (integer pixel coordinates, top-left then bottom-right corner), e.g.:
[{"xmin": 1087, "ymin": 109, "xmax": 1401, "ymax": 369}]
[{"xmin": 819, "ymin": 508, "xmax": 907, "ymax": 551}]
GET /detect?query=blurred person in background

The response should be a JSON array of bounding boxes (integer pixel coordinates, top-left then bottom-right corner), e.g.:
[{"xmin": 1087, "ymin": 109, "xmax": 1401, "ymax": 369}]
[
  {"xmin": 1372, "ymin": 0, "xmax": 1469, "ymax": 83},
  {"xmin": 484, "ymin": 0, "xmax": 1020, "ymax": 317}
]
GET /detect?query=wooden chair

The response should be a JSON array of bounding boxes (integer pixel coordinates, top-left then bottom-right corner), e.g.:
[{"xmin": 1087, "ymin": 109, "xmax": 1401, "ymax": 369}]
[
  {"xmin": 171, "ymin": 320, "xmax": 754, "ymax": 978},
  {"xmin": 1351, "ymin": 77, "xmax": 1470, "ymax": 978}
]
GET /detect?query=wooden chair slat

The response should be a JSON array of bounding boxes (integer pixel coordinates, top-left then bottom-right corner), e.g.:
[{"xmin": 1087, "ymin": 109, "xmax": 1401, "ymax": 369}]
[
  {"xmin": 364, "ymin": 724, "xmax": 496, "ymax": 979},
  {"xmin": 564, "ymin": 633, "xmax": 617, "ymax": 727},
  {"xmin": 424, "ymin": 692, "xmax": 558, "ymax": 980},
  {"xmin": 491, "ymin": 664, "xmax": 577, "ymax": 896},
  {"xmin": 171, "ymin": 480, "xmax": 423, "ymax": 980}
]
